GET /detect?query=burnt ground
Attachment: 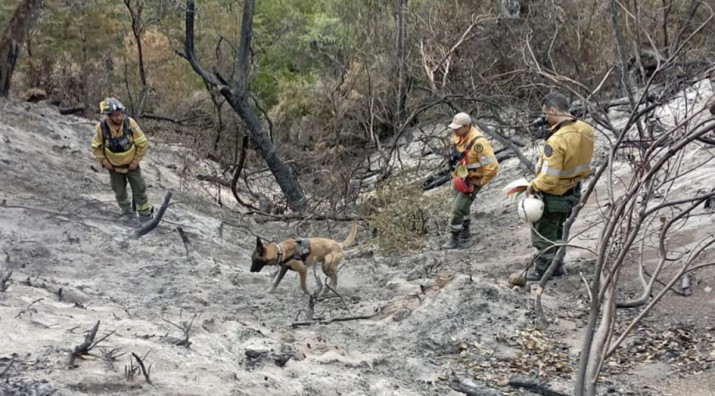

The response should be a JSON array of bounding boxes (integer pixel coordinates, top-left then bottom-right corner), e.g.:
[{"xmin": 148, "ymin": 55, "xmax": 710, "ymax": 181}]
[{"xmin": 0, "ymin": 97, "xmax": 713, "ymax": 396}]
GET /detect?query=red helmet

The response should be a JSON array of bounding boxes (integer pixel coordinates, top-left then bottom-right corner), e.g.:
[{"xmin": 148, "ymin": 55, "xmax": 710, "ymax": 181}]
[{"xmin": 452, "ymin": 176, "xmax": 474, "ymax": 194}]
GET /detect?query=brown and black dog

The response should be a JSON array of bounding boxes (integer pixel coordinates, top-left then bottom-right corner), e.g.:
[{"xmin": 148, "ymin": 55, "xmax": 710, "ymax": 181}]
[{"xmin": 250, "ymin": 221, "xmax": 358, "ymax": 294}]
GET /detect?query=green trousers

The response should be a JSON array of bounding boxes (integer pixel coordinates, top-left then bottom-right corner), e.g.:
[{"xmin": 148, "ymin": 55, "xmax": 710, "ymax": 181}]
[
  {"xmin": 448, "ymin": 187, "xmax": 481, "ymax": 232},
  {"xmin": 531, "ymin": 192, "xmax": 579, "ymax": 273},
  {"xmin": 109, "ymin": 168, "xmax": 151, "ymax": 215}
]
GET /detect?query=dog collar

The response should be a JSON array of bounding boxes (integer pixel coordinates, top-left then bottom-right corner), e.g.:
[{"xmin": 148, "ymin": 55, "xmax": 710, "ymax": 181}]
[{"xmin": 275, "ymin": 244, "xmax": 284, "ymax": 265}]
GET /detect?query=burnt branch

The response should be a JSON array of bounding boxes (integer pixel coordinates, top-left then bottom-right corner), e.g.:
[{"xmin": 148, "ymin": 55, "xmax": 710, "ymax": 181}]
[
  {"xmin": 132, "ymin": 191, "xmax": 173, "ymax": 239},
  {"xmin": 176, "ymin": 226, "xmax": 192, "ymax": 257},
  {"xmin": 0, "ymin": 358, "xmax": 15, "ymax": 378},
  {"xmin": 131, "ymin": 352, "xmax": 152, "ymax": 384},
  {"xmin": 0, "ymin": 271, "xmax": 11, "ymax": 292},
  {"xmin": 161, "ymin": 314, "xmax": 197, "ymax": 347},
  {"xmin": 69, "ymin": 321, "xmax": 113, "ymax": 365}
]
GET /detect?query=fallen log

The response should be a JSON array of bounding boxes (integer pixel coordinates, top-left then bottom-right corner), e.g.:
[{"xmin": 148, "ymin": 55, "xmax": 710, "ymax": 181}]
[{"xmin": 58, "ymin": 106, "xmax": 85, "ymax": 115}]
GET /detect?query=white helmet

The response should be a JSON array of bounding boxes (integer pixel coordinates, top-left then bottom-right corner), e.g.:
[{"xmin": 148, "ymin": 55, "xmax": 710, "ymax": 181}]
[{"xmin": 518, "ymin": 195, "xmax": 544, "ymax": 223}]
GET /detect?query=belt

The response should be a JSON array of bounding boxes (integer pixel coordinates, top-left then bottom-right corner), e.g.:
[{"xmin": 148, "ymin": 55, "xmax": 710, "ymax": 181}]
[{"xmin": 563, "ymin": 183, "xmax": 582, "ymax": 196}]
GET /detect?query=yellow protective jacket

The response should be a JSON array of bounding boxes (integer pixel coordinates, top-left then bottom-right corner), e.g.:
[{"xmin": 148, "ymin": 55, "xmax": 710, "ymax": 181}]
[
  {"xmin": 531, "ymin": 119, "xmax": 594, "ymax": 195},
  {"xmin": 91, "ymin": 116, "xmax": 148, "ymax": 174},
  {"xmin": 451, "ymin": 126, "xmax": 499, "ymax": 186}
]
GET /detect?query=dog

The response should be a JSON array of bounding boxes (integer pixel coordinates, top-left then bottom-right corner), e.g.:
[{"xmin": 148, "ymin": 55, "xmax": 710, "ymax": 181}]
[{"xmin": 250, "ymin": 221, "xmax": 358, "ymax": 295}]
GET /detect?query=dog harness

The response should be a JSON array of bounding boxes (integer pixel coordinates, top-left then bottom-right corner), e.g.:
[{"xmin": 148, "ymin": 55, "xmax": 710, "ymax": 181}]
[{"xmin": 275, "ymin": 239, "xmax": 312, "ymax": 266}]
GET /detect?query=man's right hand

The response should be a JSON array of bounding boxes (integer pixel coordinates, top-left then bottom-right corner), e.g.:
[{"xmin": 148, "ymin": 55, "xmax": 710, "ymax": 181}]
[{"xmin": 103, "ymin": 162, "xmax": 114, "ymax": 171}]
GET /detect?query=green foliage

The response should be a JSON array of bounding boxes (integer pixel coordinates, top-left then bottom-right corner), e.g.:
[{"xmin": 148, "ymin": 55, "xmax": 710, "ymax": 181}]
[{"xmin": 364, "ymin": 177, "xmax": 449, "ymax": 255}]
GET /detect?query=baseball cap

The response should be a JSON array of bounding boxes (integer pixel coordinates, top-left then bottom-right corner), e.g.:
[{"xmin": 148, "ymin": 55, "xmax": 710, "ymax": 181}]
[{"xmin": 448, "ymin": 112, "xmax": 471, "ymax": 129}]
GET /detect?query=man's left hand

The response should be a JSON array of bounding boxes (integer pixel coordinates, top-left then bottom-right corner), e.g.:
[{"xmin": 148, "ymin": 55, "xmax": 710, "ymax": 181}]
[
  {"xmin": 527, "ymin": 184, "xmax": 536, "ymax": 195},
  {"xmin": 128, "ymin": 163, "xmax": 139, "ymax": 171}
]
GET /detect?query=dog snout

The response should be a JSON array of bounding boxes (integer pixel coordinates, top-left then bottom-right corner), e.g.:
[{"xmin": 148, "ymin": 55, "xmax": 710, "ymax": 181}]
[{"xmin": 250, "ymin": 259, "xmax": 265, "ymax": 272}]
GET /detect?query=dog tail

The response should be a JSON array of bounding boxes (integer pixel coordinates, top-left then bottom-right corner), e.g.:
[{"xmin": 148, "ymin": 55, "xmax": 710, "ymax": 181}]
[{"xmin": 340, "ymin": 220, "xmax": 358, "ymax": 249}]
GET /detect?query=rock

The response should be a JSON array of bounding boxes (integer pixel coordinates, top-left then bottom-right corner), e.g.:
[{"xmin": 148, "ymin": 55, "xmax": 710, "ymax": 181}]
[
  {"xmin": 508, "ymin": 271, "xmax": 526, "ymax": 287},
  {"xmin": 273, "ymin": 354, "xmax": 291, "ymax": 367},
  {"xmin": 245, "ymin": 349, "xmax": 268, "ymax": 359},
  {"xmin": 392, "ymin": 308, "xmax": 412, "ymax": 322},
  {"xmin": 704, "ymin": 286, "xmax": 712, "ymax": 293}
]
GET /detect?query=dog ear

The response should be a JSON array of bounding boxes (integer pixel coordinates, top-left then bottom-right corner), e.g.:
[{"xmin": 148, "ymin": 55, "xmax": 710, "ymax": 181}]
[{"xmin": 256, "ymin": 236, "xmax": 264, "ymax": 254}]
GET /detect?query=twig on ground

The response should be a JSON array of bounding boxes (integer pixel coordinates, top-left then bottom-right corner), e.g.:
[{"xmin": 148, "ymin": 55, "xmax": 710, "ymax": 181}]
[
  {"xmin": 291, "ymin": 307, "xmax": 380, "ymax": 328},
  {"xmin": 177, "ymin": 226, "xmax": 192, "ymax": 257},
  {"xmin": 0, "ymin": 271, "xmax": 12, "ymax": 292},
  {"xmin": 0, "ymin": 201, "xmax": 106, "ymax": 231},
  {"xmin": 15, "ymin": 297, "xmax": 44, "ymax": 319},
  {"xmin": 68, "ymin": 320, "xmax": 100, "ymax": 364},
  {"xmin": 131, "ymin": 352, "xmax": 152, "ymax": 384},
  {"xmin": 580, "ymin": 272, "xmax": 593, "ymax": 302},
  {"xmin": 0, "ymin": 358, "xmax": 15, "ymax": 378},
  {"xmin": 322, "ymin": 280, "xmax": 353, "ymax": 316},
  {"xmin": 508, "ymin": 375, "xmax": 569, "ymax": 396},
  {"xmin": 67, "ymin": 321, "xmax": 116, "ymax": 365},
  {"xmin": 99, "ymin": 346, "xmax": 126, "ymax": 363},
  {"xmin": 161, "ymin": 314, "xmax": 197, "ymax": 347},
  {"xmin": 125, "ymin": 350, "xmax": 152, "ymax": 382}
]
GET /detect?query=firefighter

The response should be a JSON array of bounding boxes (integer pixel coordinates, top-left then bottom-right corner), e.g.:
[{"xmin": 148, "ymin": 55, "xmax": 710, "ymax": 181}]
[
  {"xmin": 91, "ymin": 98, "xmax": 152, "ymax": 222},
  {"xmin": 442, "ymin": 112, "xmax": 499, "ymax": 249},
  {"xmin": 526, "ymin": 92, "xmax": 594, "ymax": 280}
]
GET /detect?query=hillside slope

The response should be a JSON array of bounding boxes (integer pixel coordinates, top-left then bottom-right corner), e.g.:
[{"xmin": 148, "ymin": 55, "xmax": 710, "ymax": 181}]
[{"xmin": 0, "ymin": 90, "xmax": 713, "ymax": 396}]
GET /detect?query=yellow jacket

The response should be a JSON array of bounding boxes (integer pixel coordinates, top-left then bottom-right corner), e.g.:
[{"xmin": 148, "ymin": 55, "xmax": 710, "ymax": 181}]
[
  {"xmin": 91, "ymin": 116, "xmax": 148, "ymax": 174},
  {"xmin": 531, "ymin": 119, "xmax": 594, "ymax": 195},
  {"xmin": 451, "ymin": 126, "xmax": 499, "ymax": 186}
]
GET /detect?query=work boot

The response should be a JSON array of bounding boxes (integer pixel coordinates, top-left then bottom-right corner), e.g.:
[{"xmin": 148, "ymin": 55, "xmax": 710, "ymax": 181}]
[
  {"xmin": 138, "ymin": 206, "xmax": 154, "ymax": 223},
  {"xmin": 526, "ymin": 266, "xmax": 566, "ymax": 281},
  {"xmin": 119, "ymin": 205, "xmax": 134, "ymax": 219},
  {"xmin": 459, "ymin": 219, "xmax": 471, "ymax": 243},
  {"xmin": 525, "ymin": 270, "xmax": 544, "ymax": 282},
  {"xmin": 441, "ymin": 232, "xmax": 462, "ymax": 250}
]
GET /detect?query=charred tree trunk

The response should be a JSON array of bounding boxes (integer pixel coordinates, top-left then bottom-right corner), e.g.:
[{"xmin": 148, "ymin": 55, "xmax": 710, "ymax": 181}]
[
  {"xmin": 182, "ymin": 0, "xmax": 307, "ymax": 212},
  {"xmin": 395, "ymin": 0, "xmax": 408, "ymax": 126},
  {"xmin": 0, "ymin": 0, "xmax": 44, "ymax": 97},
  {"xmin": 123, "ymin": 0, "xmax": 149, "ymax": 118}
]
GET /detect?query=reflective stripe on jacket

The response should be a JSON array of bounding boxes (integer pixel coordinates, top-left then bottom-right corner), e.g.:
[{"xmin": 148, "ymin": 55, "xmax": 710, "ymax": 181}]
[
  {"xmin": 451, "ymin": 126, "xmax": 499, "ymax": 185},
  {"xmin": 91, "ymin": 116, "xmax": 148, "ymax": 174},
  {"xmin": 531, "ymin": 119, "xmax": 594, "ymax": 195}
]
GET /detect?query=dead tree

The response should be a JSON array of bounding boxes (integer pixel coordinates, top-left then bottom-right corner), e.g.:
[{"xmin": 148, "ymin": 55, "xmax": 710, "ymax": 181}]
[
  {"xmin": 122, "ymin": 0, "xmax": 150, "ymax": 117},
  {"xmin": 571, "ymin": 8, "xmax": 715, "ymax": 394},
  {"xmin": 0, "ymin": 0, "xmax": 44, "ymax": 97},
  {"xmin": 394, "ymin": 0, "xmax": 409, "ymax": 126},
  {"xmin": 181, "ymin": 0, "xmax": 307, "ymax": 212}
]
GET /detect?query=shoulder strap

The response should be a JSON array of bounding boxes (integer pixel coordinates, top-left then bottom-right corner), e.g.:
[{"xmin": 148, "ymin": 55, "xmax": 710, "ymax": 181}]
[
  {"xmin": 100, "ymin": 119, "xmax": 109, "ymax": 147},
  {"xmin": 464, "ymin": 136, "xmax": 483, "ymax": 152},
  {"xmin": 122, "ymin": 118, "xmax": 133, "ymax": 137}
]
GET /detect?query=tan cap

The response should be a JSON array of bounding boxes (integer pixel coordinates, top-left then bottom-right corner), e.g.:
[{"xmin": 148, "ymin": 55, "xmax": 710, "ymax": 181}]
[{"xmin": 448, "ymin": 112, "xmax": 471, "ymax": 129}]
